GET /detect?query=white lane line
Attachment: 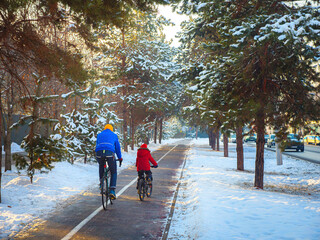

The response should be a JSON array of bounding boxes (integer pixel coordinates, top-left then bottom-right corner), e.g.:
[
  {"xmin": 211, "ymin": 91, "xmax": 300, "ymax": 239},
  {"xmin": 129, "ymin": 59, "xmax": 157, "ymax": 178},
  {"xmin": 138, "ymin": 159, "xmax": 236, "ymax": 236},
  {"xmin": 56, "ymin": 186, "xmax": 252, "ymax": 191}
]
[
  {"xmin": 61, "ymin": 144, "xmax": 178, "ymax": 240},
  {"xmin": 156, "ymin": 144, "xmax": 177, "ymax": 163},
  {"xmin": 61, "ymin": 206, "xmax": 102, "ymax": 240}
]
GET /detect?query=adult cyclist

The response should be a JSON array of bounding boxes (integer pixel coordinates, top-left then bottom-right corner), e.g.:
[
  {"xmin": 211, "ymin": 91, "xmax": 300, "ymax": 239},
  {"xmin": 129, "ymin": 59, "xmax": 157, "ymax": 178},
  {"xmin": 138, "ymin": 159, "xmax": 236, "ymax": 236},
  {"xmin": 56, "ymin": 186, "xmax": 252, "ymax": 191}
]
[{"xmin": 95, "ymin": 124, "xmax": 123, "ymax": 199}]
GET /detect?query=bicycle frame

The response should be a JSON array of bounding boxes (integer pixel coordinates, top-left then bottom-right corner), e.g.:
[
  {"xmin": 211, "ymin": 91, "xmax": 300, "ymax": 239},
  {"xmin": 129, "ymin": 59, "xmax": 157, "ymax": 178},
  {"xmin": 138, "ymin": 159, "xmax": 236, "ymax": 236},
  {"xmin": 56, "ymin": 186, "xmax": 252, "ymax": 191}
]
[
  {"xmin": 101, "ymin": 158, "xmax": 121, "ymax": 210},
  {"xmin": 101, "ymin": 164, "xmax": 112, "ymax": 210},
  {"xmin": 138, "ymin": 171, "xmax": 153, "ymax": 201}
]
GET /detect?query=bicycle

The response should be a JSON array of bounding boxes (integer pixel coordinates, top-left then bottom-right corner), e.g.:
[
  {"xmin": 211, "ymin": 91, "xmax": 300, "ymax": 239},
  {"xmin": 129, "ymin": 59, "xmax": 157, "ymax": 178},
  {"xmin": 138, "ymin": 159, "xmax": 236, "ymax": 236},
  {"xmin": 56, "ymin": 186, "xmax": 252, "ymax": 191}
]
[
  {"xmin": 101, "ymin": 159, "xmax": 121, "ymax": 210},
  {"xmin": 137, "ymin": 166, "xmax": 155, "ymax": 201}
]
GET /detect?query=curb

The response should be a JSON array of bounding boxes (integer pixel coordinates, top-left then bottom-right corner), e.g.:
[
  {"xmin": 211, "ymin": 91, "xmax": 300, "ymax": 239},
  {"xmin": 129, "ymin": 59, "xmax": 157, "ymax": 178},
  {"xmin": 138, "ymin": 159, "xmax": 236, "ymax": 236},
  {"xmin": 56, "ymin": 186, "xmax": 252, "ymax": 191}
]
[{"xmin": 162, "ymin": 148, "xmax": 189, "ymax": 240}]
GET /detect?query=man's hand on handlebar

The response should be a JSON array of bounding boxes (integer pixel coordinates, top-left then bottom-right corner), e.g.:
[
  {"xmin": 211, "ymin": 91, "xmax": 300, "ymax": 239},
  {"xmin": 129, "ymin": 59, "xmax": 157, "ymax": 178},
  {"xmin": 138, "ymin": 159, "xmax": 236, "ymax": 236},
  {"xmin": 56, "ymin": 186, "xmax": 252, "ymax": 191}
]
[
  {"xmin": 118, "ymin": 158, "xmax": 123, "ymax": 167},
  {"xmin": 151, "ymin": 165, "xmax": 158, "ymax": 168}
]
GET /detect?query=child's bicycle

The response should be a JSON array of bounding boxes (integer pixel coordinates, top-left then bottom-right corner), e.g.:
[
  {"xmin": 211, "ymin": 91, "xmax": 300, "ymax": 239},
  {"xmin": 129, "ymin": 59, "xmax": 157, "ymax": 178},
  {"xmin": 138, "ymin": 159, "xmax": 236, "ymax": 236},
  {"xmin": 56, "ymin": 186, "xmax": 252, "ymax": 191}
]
[
  {"xmin": 101, "ymin": 159, "xmax": 121, "ymax": 210},
  {"xmin": 137, "ymin": 166, "xmax": 155, "ymax": 201}
]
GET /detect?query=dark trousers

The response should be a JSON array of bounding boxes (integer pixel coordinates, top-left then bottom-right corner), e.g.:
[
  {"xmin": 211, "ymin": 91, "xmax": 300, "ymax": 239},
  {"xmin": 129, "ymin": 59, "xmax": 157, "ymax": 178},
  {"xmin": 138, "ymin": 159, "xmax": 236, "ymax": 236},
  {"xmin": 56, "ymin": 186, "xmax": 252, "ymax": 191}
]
[
  {"xmin": 96, "ymin": 150, "xmax": 117, "ymax": 189},
  {"xmin": 138, "ymin": 170, "xmax": 152, "ymax": 181},
  {"xmin": 137, "ymin": 170, "xmax": 152, "ymax": 189}
]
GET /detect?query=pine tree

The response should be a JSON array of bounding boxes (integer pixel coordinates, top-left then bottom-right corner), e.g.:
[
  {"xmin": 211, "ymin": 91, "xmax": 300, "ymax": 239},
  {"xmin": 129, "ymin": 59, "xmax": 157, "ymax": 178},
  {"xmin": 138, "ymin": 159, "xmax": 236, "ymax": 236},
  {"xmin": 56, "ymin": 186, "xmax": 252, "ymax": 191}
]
[
  {"xmin": 178, "ymin": 0, "xmax": 320, "ymax": 188},
  {"xmin": 56, "ymin": 79, "xmax": 120, "ymax": 163},
  {"xmin": 93, "ymin": 9, "xmax": 181, "ymax": 149},
  {"xmin": 12, "ymin": 74, "xmax": 65, "ymax": 183}
]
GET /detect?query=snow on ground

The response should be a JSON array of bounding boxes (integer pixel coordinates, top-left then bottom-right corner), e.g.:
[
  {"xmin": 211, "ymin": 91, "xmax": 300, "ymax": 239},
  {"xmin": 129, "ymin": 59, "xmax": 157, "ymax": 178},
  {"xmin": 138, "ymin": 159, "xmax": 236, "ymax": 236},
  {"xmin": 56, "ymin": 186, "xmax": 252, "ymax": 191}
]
[
  {"xmin": 0, "ymin": 139, "xmax": 182, "ymax": 239},
  {"xmin": 168, "ymin": 138, "xmax": 320, "ymax": 240},
  {"xmin": 2, "ymin": 138, "xmax": 320, "ymax": 239}
]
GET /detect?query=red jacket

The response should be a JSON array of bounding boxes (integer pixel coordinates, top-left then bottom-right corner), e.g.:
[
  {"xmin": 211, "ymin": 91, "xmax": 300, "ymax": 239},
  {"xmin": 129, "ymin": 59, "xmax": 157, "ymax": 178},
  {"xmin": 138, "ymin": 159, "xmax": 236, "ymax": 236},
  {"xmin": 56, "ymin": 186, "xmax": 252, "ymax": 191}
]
[{"xmin": 136, "ymin": 144, "xmax": 158, "ymax": 171}]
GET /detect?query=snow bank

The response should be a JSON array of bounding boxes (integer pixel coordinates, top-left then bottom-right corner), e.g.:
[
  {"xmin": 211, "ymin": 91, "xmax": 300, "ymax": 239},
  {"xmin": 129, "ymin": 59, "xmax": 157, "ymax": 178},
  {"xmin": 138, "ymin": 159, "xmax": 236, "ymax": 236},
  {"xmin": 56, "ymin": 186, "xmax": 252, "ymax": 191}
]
[
  {"xmin": 1, "ymin": 142, "xmax": 24, "ymax": 153},
  {"xmin": 168, "ymin": 138, "xmax": 320, "ymax": 240}
]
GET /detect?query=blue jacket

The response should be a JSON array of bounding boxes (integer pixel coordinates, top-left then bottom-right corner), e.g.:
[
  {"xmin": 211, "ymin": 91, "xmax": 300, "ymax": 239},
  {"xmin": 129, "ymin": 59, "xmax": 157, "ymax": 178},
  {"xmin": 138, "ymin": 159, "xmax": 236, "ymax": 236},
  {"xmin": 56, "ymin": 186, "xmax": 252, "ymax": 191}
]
[{"xmin": 95, "ymin": 129, "xmax": 122, "ymax": 159}]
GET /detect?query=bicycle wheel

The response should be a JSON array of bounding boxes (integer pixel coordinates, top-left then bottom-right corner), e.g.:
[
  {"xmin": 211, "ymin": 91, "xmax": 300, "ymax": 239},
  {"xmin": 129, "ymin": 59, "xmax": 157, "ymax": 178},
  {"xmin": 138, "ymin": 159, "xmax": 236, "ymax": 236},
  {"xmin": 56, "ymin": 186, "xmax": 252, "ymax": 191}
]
[
  {"xmin": 101, "ymin": 176, "xmax": 109, "ymax": 210},
  {"xmin": 138, "ymin": 178, "xmax": 145, "ymax": 201},
  {"xmin": 146, "ymin": 182, "xmax": 152, "ymax": 197}
]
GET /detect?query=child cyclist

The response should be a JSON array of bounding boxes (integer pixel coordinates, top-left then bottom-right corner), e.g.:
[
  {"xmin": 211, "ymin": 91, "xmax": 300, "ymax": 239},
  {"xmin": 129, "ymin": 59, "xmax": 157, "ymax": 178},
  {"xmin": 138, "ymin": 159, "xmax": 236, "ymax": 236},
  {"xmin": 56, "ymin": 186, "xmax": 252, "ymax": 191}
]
[{"xmin": 136, "ymin": 144, "xmax": 158, "ymax": 188}]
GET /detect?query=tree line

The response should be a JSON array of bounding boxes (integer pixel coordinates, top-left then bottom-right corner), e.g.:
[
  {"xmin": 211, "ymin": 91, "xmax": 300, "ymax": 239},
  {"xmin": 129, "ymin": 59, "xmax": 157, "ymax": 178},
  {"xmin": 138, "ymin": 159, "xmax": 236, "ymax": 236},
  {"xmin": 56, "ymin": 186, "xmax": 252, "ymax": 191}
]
[
  {"xmin": 0, "ymin": 0, "xmax": 180, "ymax": 202},
  {"xmin": 1, "ymin": 0, "xmax": 320, "ymax": 204},
  {"xmin": 176, "ymin": 0, "xmax": 320, "ymax": 189}
]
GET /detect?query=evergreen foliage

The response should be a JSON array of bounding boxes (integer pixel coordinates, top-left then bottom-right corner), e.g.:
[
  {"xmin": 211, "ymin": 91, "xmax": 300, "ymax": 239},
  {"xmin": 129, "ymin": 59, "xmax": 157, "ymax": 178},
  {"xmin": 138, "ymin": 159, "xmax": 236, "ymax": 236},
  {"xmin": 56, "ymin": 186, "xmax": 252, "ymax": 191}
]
[
  {"xmin": 177, "ymin": 0, "xmax": 320, "ymax": 188},
  {"xmin": 93, "ymin": 8, "xmax": 182, "ymax": 147},
  {"xmin": 11, "ymin": 74, "xmax": 65, "ymax": 183},
  {"xmin": 0, "ymin": 0, "xmax": 180, "ymax": 199},
  {"xmin": 56, "ymin": 80, "xmax": 120, "ymax": 162},
  {"xmin": 14, "ymin": 134, "xmax": 66, "ymax": 182}
]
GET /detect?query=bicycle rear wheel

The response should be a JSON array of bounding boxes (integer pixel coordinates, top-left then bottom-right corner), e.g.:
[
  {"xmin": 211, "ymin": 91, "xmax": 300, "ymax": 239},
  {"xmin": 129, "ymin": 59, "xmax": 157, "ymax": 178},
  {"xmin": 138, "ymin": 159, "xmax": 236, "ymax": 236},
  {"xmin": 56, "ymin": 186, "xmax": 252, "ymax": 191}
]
[
  {"xmin": 138, "ymin": 178, "xmax": 145, "ymax": 201},
  {"xmin": 101, "ymin": 176, "xmax": 109, "ymax": 210},
  {"xmin": 146, "ymin": 182, "xmax": 152, "ymax": 197}
]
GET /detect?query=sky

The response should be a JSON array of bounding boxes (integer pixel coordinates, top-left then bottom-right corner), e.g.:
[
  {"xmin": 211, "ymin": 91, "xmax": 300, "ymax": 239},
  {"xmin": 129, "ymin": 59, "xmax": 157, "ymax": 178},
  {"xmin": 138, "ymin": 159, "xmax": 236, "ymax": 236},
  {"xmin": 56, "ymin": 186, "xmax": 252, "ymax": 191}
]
[{"xmin": 157, "ymin": 5, "xmax": 189, "ymax": 47}]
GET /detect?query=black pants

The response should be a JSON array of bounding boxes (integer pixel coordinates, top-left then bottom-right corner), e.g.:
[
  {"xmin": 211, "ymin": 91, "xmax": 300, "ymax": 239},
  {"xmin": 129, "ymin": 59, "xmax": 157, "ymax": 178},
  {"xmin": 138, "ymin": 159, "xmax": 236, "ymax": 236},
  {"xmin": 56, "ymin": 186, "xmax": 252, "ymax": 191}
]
[
  {"xmin": 96, "ymin": 150, "xmax": 117, "ymax": 189},
  {"xmin": 138, "ymin": 170, "xmax": 152, "ymax": 181},
  {"xmin": 137, "ymin": 170, "xmax": 152, "ymax": 189}
]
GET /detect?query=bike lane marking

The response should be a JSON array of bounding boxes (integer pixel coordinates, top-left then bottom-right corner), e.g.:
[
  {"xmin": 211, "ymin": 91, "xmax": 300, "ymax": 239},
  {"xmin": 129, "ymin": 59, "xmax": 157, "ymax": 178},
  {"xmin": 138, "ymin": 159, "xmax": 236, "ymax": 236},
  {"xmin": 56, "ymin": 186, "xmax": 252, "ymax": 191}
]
[{"xmin": 61, "ymin": 144, "xmax": 178, "ymax": 240}]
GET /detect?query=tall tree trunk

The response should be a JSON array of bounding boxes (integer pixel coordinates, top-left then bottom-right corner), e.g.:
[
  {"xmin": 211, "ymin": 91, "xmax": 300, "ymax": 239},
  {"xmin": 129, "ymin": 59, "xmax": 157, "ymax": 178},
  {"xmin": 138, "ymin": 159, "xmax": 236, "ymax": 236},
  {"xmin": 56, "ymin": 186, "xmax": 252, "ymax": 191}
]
[
  {"xmin": 145, "ymin": 130, "xmax": 150, "ymax": 144},
  {"xmin": 195, "ymin": 126, "xmax": 198, "ymax": 139},
  {"xmin": 223, "ymin": 133, "xmax": 228, "ymax": 157},
  {"xmin": 159, "ymin": 117, "xmax": 163, "ymax": 144},
  {"xmin": 254, "ymin": 107, "xmax": 266, "ymax": 189},
  {"xmin": 121, "ymin": 28, "xmax": 128, "ymax": 152},
  {"xmin": 208, "ymin": 127, "xmax": 212, "ymax": 147},
  {"xmin": 236, "ymin": 126, "xmax": 244, "ymax": 171},
  {"xmin": 0, "ymin": 88, "xmax": 2, "ymax": 202},
  {"xmin": 151, "ymin": 130, "xmax": 154, "ymax": 144},
  {"xmin": 123, "ymin": 103, "xmax": 128, "ymax": 152},
  {"xmin": 216, "ymin": 128, "xmax": 220, "ymax": 151},
  {"xmin": 74, "ymin": 96, "xmax": 78, "ymax": 111},
  {"xmin": 212, "ymin": 128, "xmax": 216, "ymax": 150},
  {"xmin": 154, "ymin": 118, "xmax": 157, "ymax": 144},
  {"xmin": 208, "ymin": 127, "xmax": 216, "ymax": 149},
  {"xmin": 5, "ymin": 85, "xmax": 13, "ymax": 171},
  {"xmin": 130, "ymin": 114, "xmax": 134, "ymax": 150},
  {"xmin": 26, "ymin": 79, "xmax": 43, "ymax": 184}
]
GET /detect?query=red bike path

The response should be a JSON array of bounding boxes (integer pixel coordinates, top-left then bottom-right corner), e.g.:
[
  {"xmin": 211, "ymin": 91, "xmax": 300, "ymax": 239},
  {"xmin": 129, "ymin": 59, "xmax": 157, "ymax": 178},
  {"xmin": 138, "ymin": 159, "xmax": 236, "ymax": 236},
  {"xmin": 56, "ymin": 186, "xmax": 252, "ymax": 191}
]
[{"xmin": 12, "ymin": 141, "xmax": 190, "ymax": 240}]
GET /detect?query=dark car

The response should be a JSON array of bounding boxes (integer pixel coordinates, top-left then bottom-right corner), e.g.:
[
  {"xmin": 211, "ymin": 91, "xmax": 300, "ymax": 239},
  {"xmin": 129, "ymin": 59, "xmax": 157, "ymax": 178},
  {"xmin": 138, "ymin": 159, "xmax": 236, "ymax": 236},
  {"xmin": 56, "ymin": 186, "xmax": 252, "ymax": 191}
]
[
  {"xmin": 283, "ymin": 134, "xmax": 304, "ymax": 152},
  {"xmin": 244, "ymin": 134, "xmax": 256, "ymax": 142},
  {"xmin": 267, "ymin": 134, "xmax": 276, "ymax": 148}
]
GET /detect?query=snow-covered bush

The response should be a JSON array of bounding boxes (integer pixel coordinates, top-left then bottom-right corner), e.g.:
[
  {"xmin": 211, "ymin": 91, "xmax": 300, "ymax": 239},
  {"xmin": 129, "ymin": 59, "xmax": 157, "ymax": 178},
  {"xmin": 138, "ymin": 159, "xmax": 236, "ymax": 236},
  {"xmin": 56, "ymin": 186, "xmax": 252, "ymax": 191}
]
[{"xmin": 56, "ymin": 110, "xmax": 97, "ymax": 163}]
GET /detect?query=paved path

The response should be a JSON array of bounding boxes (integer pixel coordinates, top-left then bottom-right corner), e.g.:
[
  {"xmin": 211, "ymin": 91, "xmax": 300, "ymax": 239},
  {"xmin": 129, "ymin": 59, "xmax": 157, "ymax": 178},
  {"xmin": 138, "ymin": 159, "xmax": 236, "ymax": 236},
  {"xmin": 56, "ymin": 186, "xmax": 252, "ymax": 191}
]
[{"xmin": 12, "ymin": 141, "xmax": 191, "ymax": 240}]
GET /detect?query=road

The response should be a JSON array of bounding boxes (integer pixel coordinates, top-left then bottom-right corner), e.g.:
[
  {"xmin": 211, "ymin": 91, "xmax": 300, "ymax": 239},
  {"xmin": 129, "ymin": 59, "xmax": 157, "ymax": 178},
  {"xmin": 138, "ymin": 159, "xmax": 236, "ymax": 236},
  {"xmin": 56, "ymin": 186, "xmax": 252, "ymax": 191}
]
[
  {"xmin": 265, "ymin": 143, "xmax": 320, "ymax": 164},
  {"xmin": 12, "ymin": 140, "xmax": 191, "ymax": 240}
]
